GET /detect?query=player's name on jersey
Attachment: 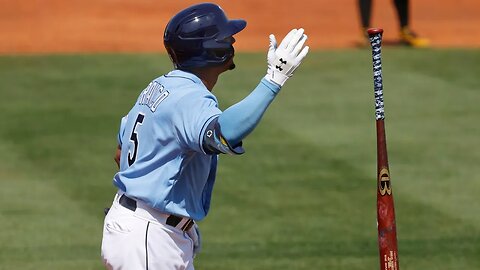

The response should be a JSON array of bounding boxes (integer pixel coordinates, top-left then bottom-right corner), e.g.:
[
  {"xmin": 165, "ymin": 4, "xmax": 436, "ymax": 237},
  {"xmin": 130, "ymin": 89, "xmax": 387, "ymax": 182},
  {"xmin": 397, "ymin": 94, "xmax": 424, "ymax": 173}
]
[{"xmin": 138, "ymin": 81, "xmax": 170, "ymax": 112}]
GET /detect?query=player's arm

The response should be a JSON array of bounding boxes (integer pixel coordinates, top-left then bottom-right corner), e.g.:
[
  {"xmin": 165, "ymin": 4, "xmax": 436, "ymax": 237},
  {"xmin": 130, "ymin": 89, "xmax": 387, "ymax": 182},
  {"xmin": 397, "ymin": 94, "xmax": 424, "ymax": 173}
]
[
  {"xmin": 202, "ymin": 77, "xmax": 280, "ymax": 155},
  {"xmin": 114, "ymin": 145, "xmax": 121, "ymax": 168},
  {"xmin": 214, "ymin": 29, "xmax": 309, "ymax": 149}
]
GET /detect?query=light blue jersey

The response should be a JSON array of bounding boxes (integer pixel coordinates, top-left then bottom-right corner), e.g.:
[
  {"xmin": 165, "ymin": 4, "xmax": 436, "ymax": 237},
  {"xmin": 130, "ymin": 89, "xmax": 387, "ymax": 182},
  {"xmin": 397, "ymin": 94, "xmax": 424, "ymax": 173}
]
[
  {"xmin": 113, "ymin": 69, "xmax": 281, "ymax": 221},
  {"xmin": 114, "ymin": 70, "xmax": 223, "ymax": 221}
]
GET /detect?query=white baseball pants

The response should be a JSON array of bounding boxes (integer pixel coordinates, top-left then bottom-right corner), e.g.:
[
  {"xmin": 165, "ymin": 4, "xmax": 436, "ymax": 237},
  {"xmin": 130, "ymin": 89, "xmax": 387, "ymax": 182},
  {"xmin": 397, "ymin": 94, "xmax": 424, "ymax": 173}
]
[{"xmin": 101, "ymin": 192, "xmax": 200, "ymax": 270}]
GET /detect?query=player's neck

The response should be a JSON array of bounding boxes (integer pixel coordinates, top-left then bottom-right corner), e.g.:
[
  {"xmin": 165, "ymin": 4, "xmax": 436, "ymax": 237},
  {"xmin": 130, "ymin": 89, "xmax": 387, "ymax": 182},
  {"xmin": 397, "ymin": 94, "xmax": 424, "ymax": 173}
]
[
  {"xmin": 184, "ymin": 69, "xmax": 220, "ymax": 91},
  {"xmin": 194, "ymin": 71, "xmax": 219, "ymax": 91},
  {"xmin": 184, "ymin": 61, "xmax": 232, "ymax": 91}
]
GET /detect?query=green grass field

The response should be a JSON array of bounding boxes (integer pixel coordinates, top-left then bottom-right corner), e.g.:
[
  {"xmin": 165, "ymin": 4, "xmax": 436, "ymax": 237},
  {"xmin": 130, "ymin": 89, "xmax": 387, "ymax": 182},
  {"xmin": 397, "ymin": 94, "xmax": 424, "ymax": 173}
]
[{"xmin": 0, "ymin": 49, "xmax": 479, "ymax": 269}]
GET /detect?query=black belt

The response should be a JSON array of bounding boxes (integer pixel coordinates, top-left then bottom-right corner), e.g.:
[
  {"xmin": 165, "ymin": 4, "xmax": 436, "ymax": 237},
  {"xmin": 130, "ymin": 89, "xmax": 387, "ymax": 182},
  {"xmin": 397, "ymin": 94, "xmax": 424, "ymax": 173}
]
[{"xmin": 119, "ymin": 194, "xmax": 194, "ymax": 232}]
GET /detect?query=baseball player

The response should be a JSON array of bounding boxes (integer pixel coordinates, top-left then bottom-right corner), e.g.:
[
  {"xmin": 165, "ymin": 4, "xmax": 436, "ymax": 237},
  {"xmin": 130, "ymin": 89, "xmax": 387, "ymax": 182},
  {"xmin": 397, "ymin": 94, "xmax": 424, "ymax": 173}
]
[{"xmin": 101, "ymin": 3, "xmax": 309, "ymax": 270}]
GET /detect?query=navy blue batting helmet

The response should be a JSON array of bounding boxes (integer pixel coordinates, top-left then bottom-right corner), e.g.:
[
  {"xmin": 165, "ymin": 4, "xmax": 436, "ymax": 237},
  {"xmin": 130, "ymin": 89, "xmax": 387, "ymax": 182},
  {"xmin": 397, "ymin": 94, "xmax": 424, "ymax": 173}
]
[{"xmin": 163, "ymin": 3, "xmax": 247, "ymax": 69}]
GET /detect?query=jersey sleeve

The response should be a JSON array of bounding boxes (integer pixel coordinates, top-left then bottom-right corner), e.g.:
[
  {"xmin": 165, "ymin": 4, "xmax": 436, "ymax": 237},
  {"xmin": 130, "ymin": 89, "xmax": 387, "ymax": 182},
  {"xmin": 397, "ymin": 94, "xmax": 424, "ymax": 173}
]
[
  {"xmin": 202, "ymin": 116, "xmax": 245, "ymax": 155},
  {"xmin": 171, "ymin": 91, "xmax": 222, "ymax": 153}
]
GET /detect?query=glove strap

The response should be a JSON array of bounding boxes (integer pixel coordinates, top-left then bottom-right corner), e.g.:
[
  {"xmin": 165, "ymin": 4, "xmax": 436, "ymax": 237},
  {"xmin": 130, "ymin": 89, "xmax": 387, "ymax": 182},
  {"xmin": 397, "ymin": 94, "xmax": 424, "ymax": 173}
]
[{"xmin": 264, "ymin": 71, "xmax": 289, "ymax": 87}]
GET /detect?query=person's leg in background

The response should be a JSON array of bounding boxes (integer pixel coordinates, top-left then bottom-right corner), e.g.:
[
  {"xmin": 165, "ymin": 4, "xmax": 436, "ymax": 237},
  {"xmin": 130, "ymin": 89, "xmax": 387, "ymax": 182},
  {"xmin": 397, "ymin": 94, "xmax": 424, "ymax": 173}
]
[
  {"xmin": 393, "ymin": 0, "xmax": 429, "ymax": 47},
  {"xmin": 358, "ymin": 0, "xmax": 372, "ymax": 44}
]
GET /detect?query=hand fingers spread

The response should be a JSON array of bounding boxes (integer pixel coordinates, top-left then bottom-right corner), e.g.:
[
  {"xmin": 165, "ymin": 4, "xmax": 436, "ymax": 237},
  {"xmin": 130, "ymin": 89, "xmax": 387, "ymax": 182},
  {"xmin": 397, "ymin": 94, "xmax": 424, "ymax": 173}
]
[
  {"xmin": 292, "ymin": 34, "xmax": 308, "ymax": 56},
  {"xmin": 279, "ymin": 29, "xmax": 298, "ymax": 49},
  {"xmin": 286, "ymin": 28, "xmax": 305, "ymax": 51},
  {"xmin": 295, "ymin": 46, "xmax": 310, "ymax": 62}
]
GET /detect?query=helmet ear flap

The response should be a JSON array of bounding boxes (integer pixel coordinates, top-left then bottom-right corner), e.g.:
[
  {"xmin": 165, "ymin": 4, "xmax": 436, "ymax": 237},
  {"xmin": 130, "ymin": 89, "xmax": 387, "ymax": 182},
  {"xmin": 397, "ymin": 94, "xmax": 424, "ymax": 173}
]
[{"xmin": 207, "ymin": 45, "xmax": 234, "ymax": 62}]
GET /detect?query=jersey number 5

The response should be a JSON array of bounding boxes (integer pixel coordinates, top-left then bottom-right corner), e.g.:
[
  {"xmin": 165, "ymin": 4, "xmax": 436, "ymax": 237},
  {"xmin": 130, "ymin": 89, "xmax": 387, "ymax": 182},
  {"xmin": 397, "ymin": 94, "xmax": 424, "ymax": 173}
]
[{"xmin": 128, "ymin": 113, "xmax": 145, "ymax": 166}]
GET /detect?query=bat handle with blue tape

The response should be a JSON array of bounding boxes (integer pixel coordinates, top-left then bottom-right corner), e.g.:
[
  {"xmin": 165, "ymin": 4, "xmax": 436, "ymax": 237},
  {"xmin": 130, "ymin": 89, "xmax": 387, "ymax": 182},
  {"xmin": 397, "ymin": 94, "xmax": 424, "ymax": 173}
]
[{"xmin": 368, "ymin": 28, "xmax": 385, "ymax": 121}]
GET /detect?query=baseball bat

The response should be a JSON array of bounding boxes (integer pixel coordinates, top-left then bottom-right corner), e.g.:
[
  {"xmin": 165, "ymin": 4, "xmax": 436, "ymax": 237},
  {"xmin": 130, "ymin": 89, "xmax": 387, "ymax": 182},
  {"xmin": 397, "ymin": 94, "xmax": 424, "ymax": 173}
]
[{"xmin": 367, "ymin": 28, "xmax": 400, "ymax": 270}]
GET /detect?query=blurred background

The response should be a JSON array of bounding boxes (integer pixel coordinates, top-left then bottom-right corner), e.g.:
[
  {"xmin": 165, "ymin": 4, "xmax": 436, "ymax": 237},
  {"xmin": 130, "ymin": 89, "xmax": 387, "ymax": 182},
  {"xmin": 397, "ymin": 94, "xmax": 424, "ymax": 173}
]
[
  {"xmin": 1, "ymin": 0, "xmax": 480, "ymax": 53},
  {"xmin": 0, "ymin": 1, "xmax": 479, "ymax": 270}
]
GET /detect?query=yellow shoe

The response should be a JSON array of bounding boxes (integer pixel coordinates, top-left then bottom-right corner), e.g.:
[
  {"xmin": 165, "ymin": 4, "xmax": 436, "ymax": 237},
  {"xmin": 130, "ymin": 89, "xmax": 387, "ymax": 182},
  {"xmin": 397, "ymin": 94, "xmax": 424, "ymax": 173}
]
[{"xmin": 400, "ymin": 27, "xmax": 429, "ymax": 48}]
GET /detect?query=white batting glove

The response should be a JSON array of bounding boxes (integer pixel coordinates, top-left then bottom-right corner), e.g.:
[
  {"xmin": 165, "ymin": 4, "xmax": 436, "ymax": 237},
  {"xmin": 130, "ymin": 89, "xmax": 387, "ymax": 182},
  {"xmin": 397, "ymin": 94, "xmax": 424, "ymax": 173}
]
[{"xmin": 264, "ymin": 28, "xmax": 310, "ymax": 87}]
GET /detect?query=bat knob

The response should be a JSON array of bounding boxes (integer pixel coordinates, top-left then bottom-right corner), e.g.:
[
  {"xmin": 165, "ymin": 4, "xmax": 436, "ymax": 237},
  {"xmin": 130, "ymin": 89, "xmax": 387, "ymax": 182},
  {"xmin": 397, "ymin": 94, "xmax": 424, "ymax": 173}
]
[{"xmin": 367, "ymin": 28, "xmax": 384, "ymax": 36}]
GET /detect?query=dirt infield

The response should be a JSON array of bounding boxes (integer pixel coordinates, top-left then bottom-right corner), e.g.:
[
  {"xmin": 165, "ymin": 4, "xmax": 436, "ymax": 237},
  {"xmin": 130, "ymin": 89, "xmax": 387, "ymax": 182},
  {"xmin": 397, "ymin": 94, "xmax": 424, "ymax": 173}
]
[{"xmin": 1, "ymin": 0, "xmax": 479, "ymax": 54}]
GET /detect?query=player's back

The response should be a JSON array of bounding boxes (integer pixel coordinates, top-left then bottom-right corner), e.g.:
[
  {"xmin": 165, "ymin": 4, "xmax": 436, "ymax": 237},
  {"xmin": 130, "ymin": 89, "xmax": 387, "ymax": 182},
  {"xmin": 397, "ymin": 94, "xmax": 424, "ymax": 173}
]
[{"xmin": 113, "ymin": 70, "xmax": 222, "ymax": 219}]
